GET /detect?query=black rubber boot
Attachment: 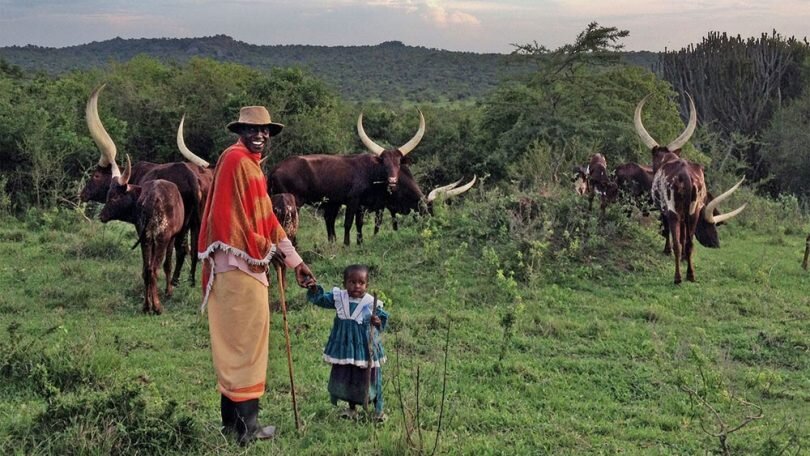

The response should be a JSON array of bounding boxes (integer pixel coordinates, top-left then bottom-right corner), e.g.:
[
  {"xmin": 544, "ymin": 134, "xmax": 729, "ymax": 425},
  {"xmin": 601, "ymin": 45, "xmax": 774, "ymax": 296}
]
[
  {"xmin": 220, "ymin": 395, "xmax": 237, "ymax": 434},
  {"xmin": 233, "ymin": 399, "xmax": 276, "ymax": 446}
]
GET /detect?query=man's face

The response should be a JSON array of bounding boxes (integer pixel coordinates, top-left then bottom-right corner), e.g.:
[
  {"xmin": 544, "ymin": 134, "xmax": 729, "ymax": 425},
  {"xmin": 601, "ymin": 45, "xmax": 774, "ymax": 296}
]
[{"xmin": 239, "ymin": 125, "xmax": 271, "ymax": 154}]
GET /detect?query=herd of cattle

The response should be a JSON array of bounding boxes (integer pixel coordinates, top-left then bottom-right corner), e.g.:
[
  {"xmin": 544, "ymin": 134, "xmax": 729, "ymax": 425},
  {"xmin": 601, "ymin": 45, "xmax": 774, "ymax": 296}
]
[
  {"xmin": 80, "ymin": 84, "xmax": 474, "ymax": 313},
  {"xmin": 80, "ymin": 83, "xmax": 781, "ymax": 312},
  {"xmin": 573, "ymin": 93, "xmax": 747, "ymax": 284}
]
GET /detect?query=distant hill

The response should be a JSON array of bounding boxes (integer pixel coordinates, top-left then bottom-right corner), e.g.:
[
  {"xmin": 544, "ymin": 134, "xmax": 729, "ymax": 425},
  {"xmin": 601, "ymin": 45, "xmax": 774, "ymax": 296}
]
[{"xmin": 0, "ymin": 35, "xmax": 660, "ymax": 103}]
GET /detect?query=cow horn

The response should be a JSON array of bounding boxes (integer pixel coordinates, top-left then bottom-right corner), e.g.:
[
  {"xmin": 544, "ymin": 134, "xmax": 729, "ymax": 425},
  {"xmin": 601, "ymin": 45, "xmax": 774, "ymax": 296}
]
[
  {"xmin": 666, "ymin": 92, "xmax": 697, "ymax": 152},
  {"xmin": 357, "ymin": 112, "xmax": 385, "ymax": 156},
  {"xmin": 177, "ymin": 115, "xmax": 210, "ymax": 168},
  {"xmin": 443, "ymin": 175, "xmax": 476, "ymax": 198},
  {"xmin": 704, "ymin": 177, "xmax": 746, "ymax": 224},
  {"xmin": 427, "ymin": 178, "xmax": 463, "ymax": 202},
  {"xmin": 398, "ymin": 109, "xmax": 426, "ymax": 156},
  {"xmin": 86, "ymin": 83, "xmax": 120, "ymax": 176},
  {"xmin": 115, "ymin": 153, "xmax": 130, "ymax": 184},
  {"xmin": 634, "ymin": 94, "xmax": 659, "ymax": 150}
]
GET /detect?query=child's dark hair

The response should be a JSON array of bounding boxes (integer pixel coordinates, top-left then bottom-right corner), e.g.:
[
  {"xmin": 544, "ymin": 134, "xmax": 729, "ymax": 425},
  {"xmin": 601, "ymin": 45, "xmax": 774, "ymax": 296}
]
[{"xmin": 343, "ymin": 264, "xmax": 370, "ymax": 282}]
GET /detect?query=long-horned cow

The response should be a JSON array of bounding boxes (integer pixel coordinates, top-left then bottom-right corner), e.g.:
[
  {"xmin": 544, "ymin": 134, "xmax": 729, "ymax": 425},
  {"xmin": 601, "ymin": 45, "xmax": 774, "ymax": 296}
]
[
  {"xmin": 371, "ymin": 173, "xmax": 477, "ymax": 234},
  {"xmin": 634, "ymin": 93, "xmax": 746, "ymax": 284},
  {"xmin": 100, "ymin": 156, "xmax": 185, "ymax": 314},
  {"xmin": 268, "ymin": 110, "xmax": 426, "ymax": 245},
  {"xmin": 82, "ymin": 85, "xmax": 206, "ymax": 285}
]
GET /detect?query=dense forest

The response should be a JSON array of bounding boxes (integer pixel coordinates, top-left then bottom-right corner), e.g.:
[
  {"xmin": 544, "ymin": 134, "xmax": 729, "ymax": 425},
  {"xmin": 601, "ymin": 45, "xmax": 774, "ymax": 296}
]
[{"xmin": 0, "ymin": 34, "xmax": 658, "ymax": 103}]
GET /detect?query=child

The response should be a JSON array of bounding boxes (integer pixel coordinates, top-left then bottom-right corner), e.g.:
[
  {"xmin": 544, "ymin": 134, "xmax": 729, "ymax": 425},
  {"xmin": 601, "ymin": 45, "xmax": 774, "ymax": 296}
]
[{"xmin": 307, "ymin": 264, "xmax": 388, "ymax": 421}]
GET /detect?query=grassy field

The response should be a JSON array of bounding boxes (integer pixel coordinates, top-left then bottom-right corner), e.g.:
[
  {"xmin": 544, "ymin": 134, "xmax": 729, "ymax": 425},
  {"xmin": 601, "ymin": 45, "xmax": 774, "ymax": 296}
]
[{"xmin": 0, "ymin": 194, "xmax": 808, "ymax": 455}]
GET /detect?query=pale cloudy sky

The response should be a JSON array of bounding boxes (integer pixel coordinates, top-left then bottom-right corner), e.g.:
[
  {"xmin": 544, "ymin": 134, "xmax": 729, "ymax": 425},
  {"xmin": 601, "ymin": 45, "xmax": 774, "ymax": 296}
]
[{"xmin": 0, "ymin": 0, "xmax": 807, "ymax": 53}]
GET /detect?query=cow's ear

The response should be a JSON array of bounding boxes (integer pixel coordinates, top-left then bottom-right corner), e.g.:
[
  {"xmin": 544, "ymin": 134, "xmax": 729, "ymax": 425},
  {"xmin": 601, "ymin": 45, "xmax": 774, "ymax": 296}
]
[{"xmin": 401, "ymin": 155, "xmax": 413, "ymax": 165}]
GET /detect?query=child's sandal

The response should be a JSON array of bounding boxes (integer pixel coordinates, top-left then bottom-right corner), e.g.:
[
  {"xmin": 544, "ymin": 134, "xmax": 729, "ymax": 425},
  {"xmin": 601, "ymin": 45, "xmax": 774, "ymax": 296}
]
[{"xmin": 373, "ymin": 412, "xmax": 387, "ymax": 423}]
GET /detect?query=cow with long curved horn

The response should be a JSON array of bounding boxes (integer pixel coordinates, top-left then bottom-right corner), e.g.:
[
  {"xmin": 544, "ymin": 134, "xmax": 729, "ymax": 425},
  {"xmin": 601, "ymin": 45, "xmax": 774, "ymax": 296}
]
[
  {"xmin": 635, "ymin": 92, "xmax": 746, "ymax": 284},
  {"xmin": 268, "ymin": 109, "xmax": 428, "ymax": 245},
  {"xmin": 100, "ymin": 155, "xmax": 185, "ymax": 314},
  {"xmin": 80, "ymin": 84, "xmax": 205, "ymax": 285},
  {"xmin": 373, "ymin": 175, "xmax": 477, "ymax": 234}
]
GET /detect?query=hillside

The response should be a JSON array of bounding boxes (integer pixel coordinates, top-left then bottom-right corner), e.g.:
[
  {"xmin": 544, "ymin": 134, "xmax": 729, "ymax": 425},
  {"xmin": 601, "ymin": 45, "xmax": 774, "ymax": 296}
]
[{"xmin": 0, "ymin": 35, "xmax": 659, "ymax": 103}]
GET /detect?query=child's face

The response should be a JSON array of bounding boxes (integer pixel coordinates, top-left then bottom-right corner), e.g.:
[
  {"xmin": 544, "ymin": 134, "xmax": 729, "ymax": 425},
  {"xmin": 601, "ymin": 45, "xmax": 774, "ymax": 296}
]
[{"xmin": 344, "ymin": 270, "xmax": 369, "ymax": 299}]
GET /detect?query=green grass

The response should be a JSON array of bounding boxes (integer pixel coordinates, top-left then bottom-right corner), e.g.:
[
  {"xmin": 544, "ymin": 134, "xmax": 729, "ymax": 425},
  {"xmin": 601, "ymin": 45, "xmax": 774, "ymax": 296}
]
[{"xmin": 0, "ymin": 199, "xmax": 808, "ymax": 455}]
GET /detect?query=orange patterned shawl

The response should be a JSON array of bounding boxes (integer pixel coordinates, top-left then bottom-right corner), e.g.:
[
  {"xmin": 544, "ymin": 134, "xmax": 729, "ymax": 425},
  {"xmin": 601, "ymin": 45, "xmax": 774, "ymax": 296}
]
[{"xmin": 197, "ymin": 140, "xmax": 285, "ymax": 308}]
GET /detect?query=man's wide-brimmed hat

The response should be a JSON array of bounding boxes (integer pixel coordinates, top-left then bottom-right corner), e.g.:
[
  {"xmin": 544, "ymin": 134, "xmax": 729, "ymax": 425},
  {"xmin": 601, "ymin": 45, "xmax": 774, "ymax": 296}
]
[{"xmin": 227, "ymin": 106, "xmax": 284, "ymax": 136}]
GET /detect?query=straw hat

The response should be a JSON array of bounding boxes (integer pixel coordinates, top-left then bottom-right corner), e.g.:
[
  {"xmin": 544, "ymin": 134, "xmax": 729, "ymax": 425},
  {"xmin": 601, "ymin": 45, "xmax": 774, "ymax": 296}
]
[{"xmin": 226, "ymin": 106, "xmax": 284, "ymax": 136}]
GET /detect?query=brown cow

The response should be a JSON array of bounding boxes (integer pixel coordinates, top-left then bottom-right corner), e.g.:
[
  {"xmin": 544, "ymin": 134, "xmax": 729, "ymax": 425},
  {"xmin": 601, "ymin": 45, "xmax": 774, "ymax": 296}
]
[
  {"xmin": 584, "ymin": 153, "xmax": 619, "ymax": 216},
  {"xmin": 268, "ymin": 110, "xmax": 426, "ymax": 245},
  {"xmin": 803, "ymin": 234, "xmax": 810, "ymax": 270},
  {"xmin": 614, "ymin": 162, "xmax": 655, "ymax": 216},
  {"xmin": 635, "ymin": 93, "xmax": 746, "ymax": 284},
  {"xmin": 100, "ymin": 156, "xmax": 185, "ymax": 314},
  {"xmin": 269, "ymin": 192, "xmax": 299, "ymax": 290},
  {"xmin": 82, "ymin": 85, "xmax": 205, "ymax": 286}
]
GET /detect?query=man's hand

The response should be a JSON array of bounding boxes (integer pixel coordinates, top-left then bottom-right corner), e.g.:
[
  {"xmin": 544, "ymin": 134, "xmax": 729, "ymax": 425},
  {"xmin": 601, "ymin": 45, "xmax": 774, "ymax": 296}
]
[{"xmin": 294, "ymin": 262, "xmax": 316, "ymax": 288}]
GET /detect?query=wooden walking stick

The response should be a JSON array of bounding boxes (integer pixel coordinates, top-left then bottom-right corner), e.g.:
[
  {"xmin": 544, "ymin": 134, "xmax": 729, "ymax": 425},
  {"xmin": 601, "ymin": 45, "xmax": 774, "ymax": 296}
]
[
  {"xmin": 364, "ymin": 294, "xmax": 379, "ymax": 414},
  {"xmin": 275, "ymin": 265, "xmax": 301, "ymax": 432}
]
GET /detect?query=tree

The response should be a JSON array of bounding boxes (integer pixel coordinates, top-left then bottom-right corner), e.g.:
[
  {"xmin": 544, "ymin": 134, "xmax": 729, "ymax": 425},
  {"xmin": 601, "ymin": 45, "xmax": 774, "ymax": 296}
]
[{"xmin": 660, "ymin": 31, "xmax": 810, "ymax": 181}]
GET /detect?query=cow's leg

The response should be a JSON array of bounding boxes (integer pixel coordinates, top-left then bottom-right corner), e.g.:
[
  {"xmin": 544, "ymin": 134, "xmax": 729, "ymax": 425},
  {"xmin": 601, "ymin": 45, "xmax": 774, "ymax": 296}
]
[
  {"xmin": 150, "ymin": 241, "xmax": 165, "ymax": 315},
  {"xmin": 342, "ymin": 204, "xmax": 357, "ymax": 246},
  {"xmin": 354, "ymin": 208, "xmax": 365, "ymax": 245},
  {"xmin": 170, "ymin": 226, "xmax": 188, "ymax": 287},
  {"xmin": 188, "ymin": 219, "xmax": 200, "ymax": 285},
  {"xmin": 374, "ymin": 209, "xmax": 384, "ymax": 235},
  {"xmin": 588, "ymin": 189, "xmax": 595, "ymax": 211},
  {"xmin": 685, "ymin": 217, "xmax": 698, "ymax": 282},
  {"xmin": 323, "ymin": 204, "xmax": 339, "ymax": 243},
  {"xmin": 390, "ymin": 209, "xmax": 399, "ymax": 231},
  {"xmin": 668, "ymin": 213, "xmax": 682, "ymax": 284},
  {"xmin": 140, "ymin": 243, "xmax": 152, "ymax": 314},
  {"xmin": 660, "ymin": 213, "xmax": 672, "ymax": 256},
  {"xmin": 163, "ymin": 238, "xmax": 174, "ymax": 298}
]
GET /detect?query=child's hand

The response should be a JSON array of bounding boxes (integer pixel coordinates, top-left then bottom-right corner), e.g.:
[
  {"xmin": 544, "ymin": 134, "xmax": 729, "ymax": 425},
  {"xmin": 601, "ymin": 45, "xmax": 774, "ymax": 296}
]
[{"xmin": 370, "ymin": 315, "xmax": 382, "ymax": 328}]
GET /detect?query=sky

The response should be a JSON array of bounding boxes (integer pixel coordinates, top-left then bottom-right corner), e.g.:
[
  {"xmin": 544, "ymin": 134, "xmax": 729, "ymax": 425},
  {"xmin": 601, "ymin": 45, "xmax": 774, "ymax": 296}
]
[{"xmin": 0, "ymin": 0, "xmax": 808, "ymax": 54}]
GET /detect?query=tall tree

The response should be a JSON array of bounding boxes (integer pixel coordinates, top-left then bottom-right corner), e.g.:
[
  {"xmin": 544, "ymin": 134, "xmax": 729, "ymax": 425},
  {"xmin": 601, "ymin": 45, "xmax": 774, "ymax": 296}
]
[{"xmin": 660, "ymin": 31, "xmax": 809, "ymax": 180}]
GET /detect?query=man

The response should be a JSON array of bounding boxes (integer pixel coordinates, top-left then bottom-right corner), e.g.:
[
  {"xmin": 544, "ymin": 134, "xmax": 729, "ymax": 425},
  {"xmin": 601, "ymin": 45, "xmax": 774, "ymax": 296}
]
[{"xmin": 198, "ymin": 106, "xmax": 316, "ymax": 445}]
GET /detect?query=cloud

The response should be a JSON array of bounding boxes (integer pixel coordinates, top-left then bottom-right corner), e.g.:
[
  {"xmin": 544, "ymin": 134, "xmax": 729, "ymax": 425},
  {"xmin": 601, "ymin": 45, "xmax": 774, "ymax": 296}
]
[{"xmin": 422, "ymin": 0, "xmax": 481, "ymax": 27}]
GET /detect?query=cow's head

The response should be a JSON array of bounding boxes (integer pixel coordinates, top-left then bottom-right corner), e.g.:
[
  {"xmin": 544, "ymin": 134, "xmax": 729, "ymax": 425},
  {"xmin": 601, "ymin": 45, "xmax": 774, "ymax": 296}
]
[
  {"xmin": 425, "ymin": 175, "xmax": 476, "ymax": 214},
  {"xmin": 81, "ymin": 84, "xmax": 121, "ymax": 203},
  {"xmin": 571, "ymin": 165, "xmax": 588, "ymax": 195},
  {"xmin": 695, "ymin": 178, "xmax": 747, "ymax": 248},
  {"xmin": 634, "ymin": 93, "xmax": 696, "ymax": 172},
  {"xmin": 357, "ymin": 110, "xmax": 425, "ymax": 194},
  {"xmin": 99, "ymin": 154, "xmax": 140, "ymax": 223}
]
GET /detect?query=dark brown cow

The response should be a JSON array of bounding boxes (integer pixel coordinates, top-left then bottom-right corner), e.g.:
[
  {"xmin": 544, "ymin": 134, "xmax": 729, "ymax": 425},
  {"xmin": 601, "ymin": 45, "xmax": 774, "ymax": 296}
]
[
  {"xmin": 635, "ymin": 93, "xmax": 746, "ymax": 284},
  {"xmin": 81, "ymin": 85, "xmax": 205, "ymax": 286},
  {"xmin": 268, "ymin": 110, "xmax": 425, "ymax": 245},
  {"xmin": 371, "ymin": 174, "xmax": 476, "ymax": 234},
  {"xmin": 100, "ymin": 156, "xmax": 185, "ymax": 314},
  {"xmin": 803, "ymin": 235, "xmax": 810, "ymax": 270},
  {"xmin": 614, "ymin": 162, "xmax": 654, "ymax": 216}
]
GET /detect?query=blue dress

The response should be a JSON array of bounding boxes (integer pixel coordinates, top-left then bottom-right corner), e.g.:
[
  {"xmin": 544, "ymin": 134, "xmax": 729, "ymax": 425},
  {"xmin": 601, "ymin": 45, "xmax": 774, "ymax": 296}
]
[{"xmin": 308, "ymin": 286, "xmax": 388, "ymax": 412}]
